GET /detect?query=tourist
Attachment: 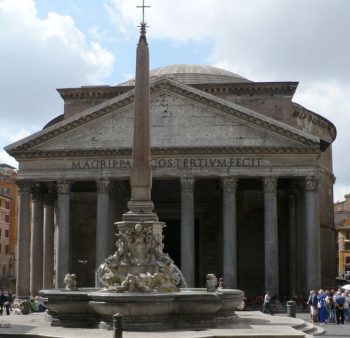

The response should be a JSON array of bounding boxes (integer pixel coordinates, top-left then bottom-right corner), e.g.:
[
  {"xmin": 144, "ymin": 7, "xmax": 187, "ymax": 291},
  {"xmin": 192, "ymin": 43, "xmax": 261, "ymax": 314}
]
[
  {"xmin": 263, "ymin": 291, "xmax": 273, "ymax": 315},
  {"xmin": 4, "ymin": 292, "xmax": 11, "ymax": 315},
  {"xmin": 335, "ymin": 289, "xmax": 345, "ymax": 324},
  {"xmin": 326, "ymin": 290, "xmax": 335, "ymax": 323},
  {"xmin": 20, "ymin": 298, "xmax": 32, "ymax": 315},
  {"xmin": 317, "ymin": 289, "xmax": 327, "ymax": 324},
  {"xmin": 307, "ymin": 290, "xmax": 318, "ymax": 323},
  {"xmin": 0, "ymin": 290, "xmax": 4, "ymax": 315},
  {"xmin": 342, "ymin": 290, "xmax": 350, "ymax": 321},
  {"xmin": 34, "ymin": 296, "xmax": 46, "ymax": 312},
  {"xmin": 217, "ymin": 278, "xmax": 224, "ymax": 289}
]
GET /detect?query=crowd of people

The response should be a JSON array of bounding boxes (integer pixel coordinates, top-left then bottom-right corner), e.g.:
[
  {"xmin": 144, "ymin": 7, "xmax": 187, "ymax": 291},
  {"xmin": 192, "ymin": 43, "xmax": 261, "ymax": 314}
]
[
  {"xmin": 0, "ymin": 290, "xmax": 46, "ymax": 315},
  {"xmin": 0, "ymin": 290, "xmax": 13, "ymax": 315},
  {"xmin": 307, "ymin": 288, "xmax": 350, "ymax": 325}
]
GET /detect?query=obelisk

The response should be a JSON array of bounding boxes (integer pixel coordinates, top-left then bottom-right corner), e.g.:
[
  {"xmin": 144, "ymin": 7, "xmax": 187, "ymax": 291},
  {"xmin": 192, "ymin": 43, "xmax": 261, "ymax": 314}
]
[
  {"xmin": 101, "ymin": 1, "xmax": 181, "ymax": 292},
  {"xmin": 123, "ymin": 4, "xmax": 157, "ymax": 222}
]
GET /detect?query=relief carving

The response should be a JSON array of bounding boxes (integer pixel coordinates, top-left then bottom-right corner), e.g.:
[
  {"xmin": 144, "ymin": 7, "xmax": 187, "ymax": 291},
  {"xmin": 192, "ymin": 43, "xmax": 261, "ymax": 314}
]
[{"xmin": 100, "ymin": 222, "xmax": 180, "ymax": 293}]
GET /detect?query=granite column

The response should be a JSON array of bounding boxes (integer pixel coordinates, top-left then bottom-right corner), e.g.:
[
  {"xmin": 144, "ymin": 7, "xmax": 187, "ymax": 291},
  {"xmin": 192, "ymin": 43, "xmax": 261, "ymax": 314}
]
[
  {"xmin": 305, "ymin": 176, "xmax": 321, "ymax": 291},
  {"xmin": 30, "ymin": 185, "xmax": 44, "ymax": 296},
  {"xmin": 264, "ymin": 177, "xmax": 279, "ymax": 297},
  {"xmin": 222, "ymin": 177, "xmax": 238, "ymax": 289},
  {"xmin": 43, "ymin": 192, "xmax": 56, "ymax": 288},
  {"xmin": 56, "ymin": 180, "xmax": 71, "ymax": 288},
  {"xmin": 181, "ymin": 177, "xmax": 195, "ymax": 287},
  {"xmin": 96, "ymin": 179, "xmax": 111, "ymax": 269},
  {"xmin": 16, "ymin": 180, "xmax": 31, "ymax": 298}
]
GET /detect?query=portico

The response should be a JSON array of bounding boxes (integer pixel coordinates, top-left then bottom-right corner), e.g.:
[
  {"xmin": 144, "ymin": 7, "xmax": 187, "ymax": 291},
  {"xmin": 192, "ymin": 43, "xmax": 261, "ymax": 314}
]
[{"xmin": 14, "ymin": 163, "xmax": 320, "ymax": 298}]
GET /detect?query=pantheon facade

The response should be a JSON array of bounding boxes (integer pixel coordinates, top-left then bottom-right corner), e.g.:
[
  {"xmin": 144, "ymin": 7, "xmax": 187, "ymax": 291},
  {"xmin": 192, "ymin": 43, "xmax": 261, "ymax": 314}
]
[{"xmin": 5, "ymin": 65, "xmax": 336, "ymax": 298}]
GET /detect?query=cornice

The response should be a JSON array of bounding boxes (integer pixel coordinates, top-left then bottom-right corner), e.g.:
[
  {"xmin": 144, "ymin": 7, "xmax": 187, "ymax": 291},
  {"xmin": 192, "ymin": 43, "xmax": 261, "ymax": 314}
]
[
  {"xmin": 10, "ymin": 146, "xmax": 320, "ymax": 159},
  {"xmin": 292, "ymin": 103, "xmax": 336, "ymax": 141},
  {"xmin": 57, "ymin": 81, "xmax": 298, "ymax": 100},
  {"xmin": 57, "ymin": 85, "xmax": 133, "ymax": 100},
  {"xmin": 319, "ymin": 166, "xmax": 336, "ymax": 184},
  {"xmin": 192, "ymin": 81, "xmax": 298, "ymax": 96}
]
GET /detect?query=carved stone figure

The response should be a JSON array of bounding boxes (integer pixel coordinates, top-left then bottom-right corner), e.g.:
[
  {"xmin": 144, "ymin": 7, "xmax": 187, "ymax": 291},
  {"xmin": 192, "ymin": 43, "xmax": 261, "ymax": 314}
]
[
  {"xmin": 63, "ymin": 273, "xmax": 77, "ymax": 290},
  {"xmin": 206, "ymin": 274, "xmax": 217, "ymax": 292},
  {"xmin": 101, "ymin": 222, "xmax": 181, "ymax": 293}
]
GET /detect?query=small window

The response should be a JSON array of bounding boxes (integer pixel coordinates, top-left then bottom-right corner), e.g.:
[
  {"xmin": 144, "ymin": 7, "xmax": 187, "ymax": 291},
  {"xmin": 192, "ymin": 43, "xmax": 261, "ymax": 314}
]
[
  {"xmin": 5, "ymin": 230, "xmax": 9, "ymax": 238},
  {"xmin": 5, "ymin": 245, "xmax": 8, "ymax": 254},
  {"xmin": 5, "ymin": 202, "xmax": 9, "ymax": 209},
  {"xmin": 346, "ymin": 257, "xmax": 350, "ymax": 264},
  {"xmin": 4, "ymin": 215, "xmax": 9, "ymax": 223}
]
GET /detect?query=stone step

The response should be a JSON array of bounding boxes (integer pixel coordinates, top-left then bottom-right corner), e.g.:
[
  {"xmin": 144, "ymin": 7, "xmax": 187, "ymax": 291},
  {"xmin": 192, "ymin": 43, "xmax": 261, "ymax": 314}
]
[{"xmin": 290, "ymin": 319, "xmax": 325, "ymax": 336}]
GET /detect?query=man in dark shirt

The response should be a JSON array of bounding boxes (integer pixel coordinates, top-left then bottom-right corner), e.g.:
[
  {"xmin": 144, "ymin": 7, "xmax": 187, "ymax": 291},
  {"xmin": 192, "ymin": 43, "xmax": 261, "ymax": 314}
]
[
  {"xmin": 0, "ymin": 291, "xmax": 5, "ymax": 315},
  {"xmin": 335, "ymin": 289, "xmax": 345, "ymax": 324}
]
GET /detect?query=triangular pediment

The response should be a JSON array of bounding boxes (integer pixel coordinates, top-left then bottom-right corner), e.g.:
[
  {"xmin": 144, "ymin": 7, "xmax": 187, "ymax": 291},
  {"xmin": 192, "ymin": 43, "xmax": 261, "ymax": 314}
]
[{"xmin": 5, "ymin": 78, "xmax": 320, "ymax": 158}]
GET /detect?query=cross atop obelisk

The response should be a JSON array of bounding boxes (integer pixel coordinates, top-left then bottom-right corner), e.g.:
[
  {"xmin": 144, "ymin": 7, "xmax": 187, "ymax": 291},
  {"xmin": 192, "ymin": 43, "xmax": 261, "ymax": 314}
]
[
  {"xmin": 137, "ymin": 0, "xmax": 150, "ymax": 25},
  {"xmin": 123, "ymin": 0, "xmax": 157, "ymax": 222}
]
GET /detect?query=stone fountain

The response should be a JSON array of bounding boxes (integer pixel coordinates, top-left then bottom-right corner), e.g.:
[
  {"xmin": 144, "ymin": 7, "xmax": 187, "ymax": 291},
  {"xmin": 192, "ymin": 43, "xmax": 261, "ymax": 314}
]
[{"xmin": 40, "ymin": 6, "xmax": 243, "ymax": 331}]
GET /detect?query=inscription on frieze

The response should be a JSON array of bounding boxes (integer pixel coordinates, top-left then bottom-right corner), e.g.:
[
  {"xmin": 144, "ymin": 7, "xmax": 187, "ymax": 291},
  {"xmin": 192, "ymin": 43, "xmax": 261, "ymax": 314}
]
[{"xmin": 71, "ymin": 157, "xmax": 262, "ymax": 170}]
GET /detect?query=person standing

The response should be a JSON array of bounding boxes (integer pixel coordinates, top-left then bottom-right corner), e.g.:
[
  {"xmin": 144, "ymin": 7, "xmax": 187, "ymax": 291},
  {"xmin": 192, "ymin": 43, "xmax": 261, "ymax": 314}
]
[
  {"xmin": 307, "ymin": 290, "xmax": 318, "ymax": 323},
  {"xmin": 342, "ymin": 290, "xmax": 350, "ymax": 321},
  {"xmin": 335, "ymin": 289, "xmax": 345, "ymax": 324},
  {"xmin": 326, "ymin": 290, "xmax": 336, "ymax": 323},
  {"xmin": 318, "ymin": 289, "xmax": 327, "ymax": 324},
  {"xmin": 0, "ymin": 291, "xmax": 4, "ymax": 315},
  {"xmin": 3, "ymin": 292, "xmax": 10, "ymax": 315},
  {"xmin": 263, "ymin": 291, "xmax": 273, "ymax": 315}
]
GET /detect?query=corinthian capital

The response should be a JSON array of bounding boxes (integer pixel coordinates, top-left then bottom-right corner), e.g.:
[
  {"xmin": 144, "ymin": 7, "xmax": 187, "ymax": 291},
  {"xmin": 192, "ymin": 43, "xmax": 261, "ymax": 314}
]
[
  {"xmin": 264, "ymin": 177, "xmax": 277, "ymax": 193},
  {"xmin": 305, "ymin": 176, "xmax": 318, "ymax": 191},
  {"xmin": 96, "ymin": 179, "xmax": 110, "ymax": 194},
  {"xmin": 180, "ymin": 177, "xmax": 194, "ymax": 193},
  {"xmin": 57, "ymin": 180, "xmax": 71, "ymax": 194},
  {"xmin": 222, "ymin": 177, "xmax": 238, "ymax": 193}
]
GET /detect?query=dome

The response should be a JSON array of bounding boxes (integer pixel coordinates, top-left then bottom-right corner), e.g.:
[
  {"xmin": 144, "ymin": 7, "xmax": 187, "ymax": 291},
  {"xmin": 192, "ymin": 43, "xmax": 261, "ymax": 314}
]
[{"xmin": 120, "ymin": 64, "xmax": 251, "ymax": 86}]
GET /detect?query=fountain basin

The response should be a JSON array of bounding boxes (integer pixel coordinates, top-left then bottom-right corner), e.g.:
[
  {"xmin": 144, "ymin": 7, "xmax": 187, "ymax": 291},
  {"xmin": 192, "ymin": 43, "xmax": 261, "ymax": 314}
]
[{"xmin": 40, "ymin": 288, "xmax": 243, "ymax": 330}]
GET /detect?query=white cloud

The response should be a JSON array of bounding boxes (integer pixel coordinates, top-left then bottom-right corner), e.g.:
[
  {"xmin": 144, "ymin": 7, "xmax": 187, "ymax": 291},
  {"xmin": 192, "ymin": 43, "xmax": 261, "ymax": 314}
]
[
  {"xmin": 0, "ymin": 0, "xmax": 115, "ymax": 134},
  {"xmin": 0, "ymin": 150, "xmax": 18, "ymax": 168}
]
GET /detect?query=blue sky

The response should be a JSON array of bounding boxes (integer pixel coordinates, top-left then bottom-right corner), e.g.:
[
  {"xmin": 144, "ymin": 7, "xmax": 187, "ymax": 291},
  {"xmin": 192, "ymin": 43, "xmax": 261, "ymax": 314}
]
[{"xmin": 1, "ymin": 0, "xmax": 350, "ymax": 201}]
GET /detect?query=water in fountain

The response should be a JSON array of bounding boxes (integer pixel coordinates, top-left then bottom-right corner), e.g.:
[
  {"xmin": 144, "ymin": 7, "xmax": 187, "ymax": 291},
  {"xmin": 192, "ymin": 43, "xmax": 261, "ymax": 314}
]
[{"xmin": 172, "ymin": 263, "xmax": 188, "ymax": 288}]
